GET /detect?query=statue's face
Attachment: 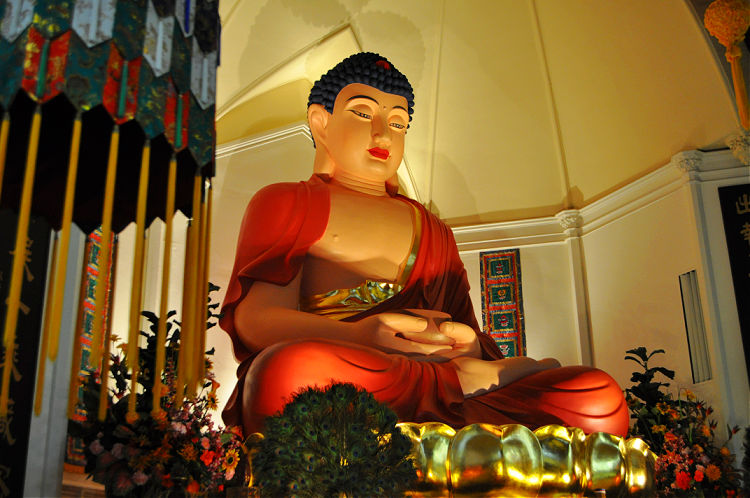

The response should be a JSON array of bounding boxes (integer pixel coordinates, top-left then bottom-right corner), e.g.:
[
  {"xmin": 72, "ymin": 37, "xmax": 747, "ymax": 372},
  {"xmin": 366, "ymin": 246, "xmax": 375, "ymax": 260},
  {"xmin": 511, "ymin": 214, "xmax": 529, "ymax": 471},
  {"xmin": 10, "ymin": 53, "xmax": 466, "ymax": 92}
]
[{"xmin": 324, "ymin": 83, "xmax": 409, "ymax": 183}]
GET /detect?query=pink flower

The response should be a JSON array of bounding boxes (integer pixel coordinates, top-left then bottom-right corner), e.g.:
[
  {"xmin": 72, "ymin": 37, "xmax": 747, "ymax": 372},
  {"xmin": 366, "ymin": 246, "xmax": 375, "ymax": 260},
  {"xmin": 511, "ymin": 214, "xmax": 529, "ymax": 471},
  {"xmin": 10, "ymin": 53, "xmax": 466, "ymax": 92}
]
[
  {"xmin": 674, "ymin": 471, "xmax": 691, "ymax": 490},
  {"xmin": 171, "ymin": 422, "xmax": 187, "ymax": 434},
  {"xmin": 201, "ymin": 437, "xmax": 210, "ymax": 450},
  {"xmin": 111, "ymin": 443, "xmax": 125, "ymax": 459},
  {"xmin": 225, "ymin": 468, "xmax": 235, "ymax": 481},
  {"xmin": 132, "ymin": 471, "xmax": 149, "ymax": 486},
  {"xmin": 89, "ymin": 439, "xmax": 104, "ymax": 455}
]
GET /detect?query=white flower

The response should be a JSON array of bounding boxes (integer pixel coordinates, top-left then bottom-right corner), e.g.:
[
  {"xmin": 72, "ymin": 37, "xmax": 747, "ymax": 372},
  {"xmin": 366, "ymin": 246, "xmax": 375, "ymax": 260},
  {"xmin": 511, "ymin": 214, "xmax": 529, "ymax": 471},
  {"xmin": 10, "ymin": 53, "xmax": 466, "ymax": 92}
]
[{"xmin": 171, "ymin": 422, "xmax": 187, "ymax": 434}]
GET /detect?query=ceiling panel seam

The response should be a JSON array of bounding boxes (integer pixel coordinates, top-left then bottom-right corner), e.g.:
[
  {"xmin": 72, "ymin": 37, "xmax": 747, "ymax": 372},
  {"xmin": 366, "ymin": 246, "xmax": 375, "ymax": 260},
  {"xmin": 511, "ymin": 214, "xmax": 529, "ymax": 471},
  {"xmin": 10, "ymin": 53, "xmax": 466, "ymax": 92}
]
[
  {"xmin": 529, "ymin": 0, "xmax": 572, "ymax": 209},
  {"xmin": 427, "ymin": 0, "xmax": 447, "ymax": 213},
  {"xmin": 217, "ymin": 22, "xmax": 358, "ymax": 118}
]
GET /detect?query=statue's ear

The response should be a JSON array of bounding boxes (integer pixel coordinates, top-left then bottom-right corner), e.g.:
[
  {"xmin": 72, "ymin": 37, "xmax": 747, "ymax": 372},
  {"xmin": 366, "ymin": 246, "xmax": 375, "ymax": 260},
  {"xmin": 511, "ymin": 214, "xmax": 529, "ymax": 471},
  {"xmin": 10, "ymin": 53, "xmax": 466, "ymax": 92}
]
[
  {"xmin": 307, "ymin": 104, "xmax": 329, "ymax": 148},
  {"xmin": 308, "ymin": 104, "xmax": 334, "ymax": 177}
]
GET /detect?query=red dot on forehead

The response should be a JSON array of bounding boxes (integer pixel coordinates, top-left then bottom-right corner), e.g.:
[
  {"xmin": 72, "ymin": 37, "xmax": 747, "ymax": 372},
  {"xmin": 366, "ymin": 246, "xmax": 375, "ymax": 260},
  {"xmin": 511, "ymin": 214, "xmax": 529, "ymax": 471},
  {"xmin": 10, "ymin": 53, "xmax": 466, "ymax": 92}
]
[{"xmin": 375, "ymin": 60, "xmax": 391, "ymax": 70}]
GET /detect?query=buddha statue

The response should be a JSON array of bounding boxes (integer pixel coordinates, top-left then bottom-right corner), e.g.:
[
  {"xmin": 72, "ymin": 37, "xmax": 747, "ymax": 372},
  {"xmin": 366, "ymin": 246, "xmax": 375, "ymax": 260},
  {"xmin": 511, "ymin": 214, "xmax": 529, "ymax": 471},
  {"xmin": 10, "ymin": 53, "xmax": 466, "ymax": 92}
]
[{"xmin": 220, "ymin": 52, "xmax": 629, "ymax": 438}]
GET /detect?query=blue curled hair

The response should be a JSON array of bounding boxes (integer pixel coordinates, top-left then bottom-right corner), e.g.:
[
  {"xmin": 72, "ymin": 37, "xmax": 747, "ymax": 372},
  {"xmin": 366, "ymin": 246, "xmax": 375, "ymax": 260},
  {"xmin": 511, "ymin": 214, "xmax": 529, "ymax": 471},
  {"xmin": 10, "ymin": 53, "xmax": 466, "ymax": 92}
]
[{"xmin": 307, "ymin": 52, "xmax": 414, "ymax": 123}]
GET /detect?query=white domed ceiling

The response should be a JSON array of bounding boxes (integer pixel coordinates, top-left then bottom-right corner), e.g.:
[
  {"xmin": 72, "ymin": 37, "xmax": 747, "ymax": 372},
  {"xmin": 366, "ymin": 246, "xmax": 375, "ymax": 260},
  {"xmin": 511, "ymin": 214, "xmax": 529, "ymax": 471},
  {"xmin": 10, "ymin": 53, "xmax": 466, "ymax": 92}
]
[{"xmin": 214, "ymin": 0, "xmax": 740, "ymax": 225}]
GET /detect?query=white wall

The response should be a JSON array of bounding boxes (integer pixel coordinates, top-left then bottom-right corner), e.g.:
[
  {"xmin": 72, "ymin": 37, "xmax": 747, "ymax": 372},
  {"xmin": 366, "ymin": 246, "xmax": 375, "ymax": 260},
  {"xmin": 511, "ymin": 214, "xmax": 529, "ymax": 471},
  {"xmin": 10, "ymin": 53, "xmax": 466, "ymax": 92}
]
[
  {"xmin": 583, "ymin": 187, "xmax": 707, "ymax": 398},
  {"xmin": 460, "ymin": 243, "xmax": 581, "ymax": 366}
]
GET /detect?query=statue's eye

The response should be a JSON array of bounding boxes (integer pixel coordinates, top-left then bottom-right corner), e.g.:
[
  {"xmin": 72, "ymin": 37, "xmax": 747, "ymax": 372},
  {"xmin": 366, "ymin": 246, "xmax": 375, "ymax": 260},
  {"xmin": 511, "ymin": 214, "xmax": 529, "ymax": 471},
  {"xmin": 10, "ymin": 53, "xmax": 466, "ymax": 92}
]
[
  {"xmin": 390, "ymin": 122, "xmax": 405, "ymax": 130},
  {"xmin": 350, "ymin": 109, "xmax": 371, "ymax": 119}
]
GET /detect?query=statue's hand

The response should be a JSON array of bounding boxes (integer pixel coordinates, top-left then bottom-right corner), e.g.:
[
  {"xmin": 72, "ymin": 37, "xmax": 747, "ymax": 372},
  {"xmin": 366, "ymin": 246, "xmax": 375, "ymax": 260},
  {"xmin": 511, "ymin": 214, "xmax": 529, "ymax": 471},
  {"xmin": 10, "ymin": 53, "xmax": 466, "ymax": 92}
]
[{"xmin": 357, "ymin": 313, "xmax": 455, "ymax": 355}]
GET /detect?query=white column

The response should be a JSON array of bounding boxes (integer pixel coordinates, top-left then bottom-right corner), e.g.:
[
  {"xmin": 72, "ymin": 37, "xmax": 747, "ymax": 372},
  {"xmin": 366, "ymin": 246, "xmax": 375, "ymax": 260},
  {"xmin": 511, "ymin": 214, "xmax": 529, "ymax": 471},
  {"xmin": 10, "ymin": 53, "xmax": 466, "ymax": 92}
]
[{"xmin": 556, "ymin": 209, "xmax": 593, "ymax": 366}]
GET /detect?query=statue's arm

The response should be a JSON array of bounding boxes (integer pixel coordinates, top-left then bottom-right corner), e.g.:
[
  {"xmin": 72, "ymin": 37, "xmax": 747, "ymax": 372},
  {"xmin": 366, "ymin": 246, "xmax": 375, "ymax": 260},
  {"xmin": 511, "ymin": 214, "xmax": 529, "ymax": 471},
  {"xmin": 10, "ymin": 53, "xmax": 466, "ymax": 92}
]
[{"xmin": 233, "ymin": 273, "xmax": 453, "ymax": 356}]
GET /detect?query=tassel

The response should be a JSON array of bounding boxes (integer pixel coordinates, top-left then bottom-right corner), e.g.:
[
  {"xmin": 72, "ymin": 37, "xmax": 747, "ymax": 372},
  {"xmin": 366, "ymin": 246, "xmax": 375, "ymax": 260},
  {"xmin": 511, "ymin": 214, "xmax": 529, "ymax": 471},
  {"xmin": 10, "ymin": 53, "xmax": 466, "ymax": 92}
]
[
  {"xmin": 1, "ymin": 106, "xmax": 42, "ymax": 416},
  {"xmin": 90, "ymin": 125, "xmax": 119, "ymax": 370},
  {"xmin": 34, "ymin": 233, "xmax": 59, "ymax": 415},
  {"xmin": 153, "ymin": 156, "xmax": 177, "ymax": 416},
  {"xmin": 176, "ymin": 219, "xmax": 195, "ymax": 401},
  {"xmin": 189, "ymin": 177, "xmax": 207, "ymax": 396},
  {"xmin": 47, "ymin": 112, "xmax": 82, "ymax": 361},
  {"xmin": 197, "ymin": 180, "xmax": 212, "ymax": 385},
  {"xmin": 98, "ymin": 243, "xmax": 118, "ymax": 422},
  {"xmin": 179, "ymin": 173, "xmax": 201, "ymax": 398},
  {"xmin": 0, "ymin": 112, "xmax": 10, "ymax": 206},
  {"xmin": 126, "ymin": 142, "xmax": 150, "ymax": 421}
]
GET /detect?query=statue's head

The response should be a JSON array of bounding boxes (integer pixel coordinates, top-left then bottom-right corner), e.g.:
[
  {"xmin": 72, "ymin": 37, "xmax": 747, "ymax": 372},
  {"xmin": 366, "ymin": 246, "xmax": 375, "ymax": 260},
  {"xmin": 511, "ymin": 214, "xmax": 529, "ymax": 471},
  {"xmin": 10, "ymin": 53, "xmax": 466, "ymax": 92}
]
[
  {"xmin": 308, "ymin": 52, "xmax": 414, "ymax": 122},
  {"xmin": 307, "ymin": 53, "xmax": 414, "ymax": 195}
]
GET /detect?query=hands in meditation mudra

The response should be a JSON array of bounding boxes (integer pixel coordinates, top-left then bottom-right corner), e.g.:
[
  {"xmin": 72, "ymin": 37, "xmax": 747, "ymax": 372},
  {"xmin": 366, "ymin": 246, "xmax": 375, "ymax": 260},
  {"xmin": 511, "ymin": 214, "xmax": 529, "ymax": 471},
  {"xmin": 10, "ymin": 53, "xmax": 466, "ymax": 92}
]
[{"xmin": 220, "ymin": 53, "xmax": 628, "ymax": 438}]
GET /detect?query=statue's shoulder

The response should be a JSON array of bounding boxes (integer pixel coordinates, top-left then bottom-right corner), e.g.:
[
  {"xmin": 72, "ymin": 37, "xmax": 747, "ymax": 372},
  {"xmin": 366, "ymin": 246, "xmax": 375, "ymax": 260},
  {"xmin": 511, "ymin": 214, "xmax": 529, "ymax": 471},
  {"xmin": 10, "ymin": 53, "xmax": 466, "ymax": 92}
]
[{"xmin": 240, "ymin": 178, "xmax": 329, "ymax": 241}]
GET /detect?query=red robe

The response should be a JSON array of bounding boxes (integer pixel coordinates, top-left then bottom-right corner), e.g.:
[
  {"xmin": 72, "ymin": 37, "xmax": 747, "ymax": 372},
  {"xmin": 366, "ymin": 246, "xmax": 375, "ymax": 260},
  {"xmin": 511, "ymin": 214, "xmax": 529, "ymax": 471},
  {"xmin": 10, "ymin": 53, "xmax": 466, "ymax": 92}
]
[{"xmin": 220, "ymin": 175, "xmax": 628, "ymax": 436}]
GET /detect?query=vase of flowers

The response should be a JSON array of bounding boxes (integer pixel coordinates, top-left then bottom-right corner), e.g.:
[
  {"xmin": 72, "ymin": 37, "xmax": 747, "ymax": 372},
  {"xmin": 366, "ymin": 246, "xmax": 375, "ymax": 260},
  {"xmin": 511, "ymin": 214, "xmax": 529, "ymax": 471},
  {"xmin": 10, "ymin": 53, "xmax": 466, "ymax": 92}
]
[
  {"xmin": 68, "ymin": 284, "xmax": 245, "ymax": 497},
  {"xmin": 624, "ymin": 347, "xmax": 742, "ymax": 496}
]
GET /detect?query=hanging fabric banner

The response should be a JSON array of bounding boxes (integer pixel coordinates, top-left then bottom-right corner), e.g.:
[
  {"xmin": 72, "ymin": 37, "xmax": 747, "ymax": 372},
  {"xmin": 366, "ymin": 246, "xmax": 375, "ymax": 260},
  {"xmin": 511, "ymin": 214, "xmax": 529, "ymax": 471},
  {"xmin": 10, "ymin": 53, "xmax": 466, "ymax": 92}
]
[
  {"xmin": 0, "ymin": 210, "xmax": 51, "ymax": 497},
  {"xmin": 719, "ymin": 183, "xmax": 750, "ymax": 383},
  {"xmin": 479, "ymin": 249, "xmax": 526, "ymax": 358}
]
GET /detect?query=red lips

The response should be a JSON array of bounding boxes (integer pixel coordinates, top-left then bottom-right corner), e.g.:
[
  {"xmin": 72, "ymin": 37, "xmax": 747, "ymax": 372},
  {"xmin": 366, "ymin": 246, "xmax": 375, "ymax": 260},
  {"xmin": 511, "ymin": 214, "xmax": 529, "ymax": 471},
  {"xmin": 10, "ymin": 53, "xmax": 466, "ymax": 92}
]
[{"xmin": 368, "ymin": 147, "xmax": 389, "ymax": 160}]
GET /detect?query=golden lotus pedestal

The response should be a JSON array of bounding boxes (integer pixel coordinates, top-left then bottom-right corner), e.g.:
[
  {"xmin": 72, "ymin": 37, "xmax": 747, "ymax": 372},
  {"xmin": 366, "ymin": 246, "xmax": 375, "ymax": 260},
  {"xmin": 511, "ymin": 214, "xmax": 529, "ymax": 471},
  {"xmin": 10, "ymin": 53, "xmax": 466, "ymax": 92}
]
[{"xmin": 397, "ymin": 423, "xmax": 655, "ymax": 497}]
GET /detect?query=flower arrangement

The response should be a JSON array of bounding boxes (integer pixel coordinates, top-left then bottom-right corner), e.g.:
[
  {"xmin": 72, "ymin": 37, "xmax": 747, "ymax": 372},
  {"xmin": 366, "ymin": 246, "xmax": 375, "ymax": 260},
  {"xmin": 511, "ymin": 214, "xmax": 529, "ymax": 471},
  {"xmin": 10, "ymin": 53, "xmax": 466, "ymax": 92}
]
[
  {"xmin": 624, "ymin": 347, "xmax": 742, "ymax": 496},
  {"xmin": 250, "ymin": 383, "xmax": 417, "ymax": 497},
  {"xmin": 68, "ymin": 284, "xmax": 245, "ymax": 496}
]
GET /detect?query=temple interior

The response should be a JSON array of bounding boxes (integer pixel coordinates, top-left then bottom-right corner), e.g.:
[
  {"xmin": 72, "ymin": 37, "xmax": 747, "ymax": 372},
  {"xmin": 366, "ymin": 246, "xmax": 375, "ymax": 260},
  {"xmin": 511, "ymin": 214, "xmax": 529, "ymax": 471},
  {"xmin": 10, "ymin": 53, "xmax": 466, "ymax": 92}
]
[
  {"xmin": 5, "ymin": 0, "xmax": 750, "ymax": 495},
  {"xmin": 193, "ymin": 0, "xmax": 746, "ymax": 435}
]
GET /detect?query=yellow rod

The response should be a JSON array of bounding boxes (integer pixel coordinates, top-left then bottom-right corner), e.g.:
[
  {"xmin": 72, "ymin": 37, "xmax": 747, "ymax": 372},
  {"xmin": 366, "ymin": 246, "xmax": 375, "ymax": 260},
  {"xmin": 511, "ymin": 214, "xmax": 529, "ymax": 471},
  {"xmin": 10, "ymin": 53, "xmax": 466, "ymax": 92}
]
[
  {"xmin": 176, "ymin": 219, "xmax": 195, "ymax": 402},
  {"xmin": 730, "ymin": 53, "xmax": 750, "ymax": 130},
  {"xmin": 0, "ymin": 112, "xmax": 10, "ymax": 206},
  {"xmin": 97, "ymin": 236, "xmax": 119, "ymax": 421},
  {"xmin": 152, "ymin": 156, "xmax": 177, "ymax": 416},
  {"xmin": 190, "ymin": 179, "xmax": 207, "ymax": 396},
  {"xmin": 197, "ymin": 180, "xmax": 212, "ymax": 384},
  {"xmin": 34, "ymin": 233, "xmax": 59, "ymax": 415},
  {"xmin": 126, "ymin": 142, "xmax": 150, "ymax": 419},
  {"xmin": 47, "ymin": 113, "xmax": 82, "ymax": 361},
  {"xmin": 1, "ymin": 107, "xmax": 42, "ymax": 416},
  {"xmin": 91, "ymin": 126, "xmax": 119, "ymax": 369},
  {"xmin": 183, "ymin": 174, "xmax": 202, "ymax": 397}
]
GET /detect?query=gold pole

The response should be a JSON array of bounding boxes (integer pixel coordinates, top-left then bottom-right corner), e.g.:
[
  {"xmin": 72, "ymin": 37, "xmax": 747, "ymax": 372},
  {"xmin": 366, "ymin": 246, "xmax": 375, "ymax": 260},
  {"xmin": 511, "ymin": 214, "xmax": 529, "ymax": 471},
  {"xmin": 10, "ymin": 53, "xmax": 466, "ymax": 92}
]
[
  {"xmin": 126, "ymin": 142, "xmax": 150, "ymax": 421},
  {"xmin": 0, "ymin": 112, "xmax": 10, "ymax": 206},
  {"xmin": 46, "ymin": 113, "xmax": 82, "ymax": 361},
  {"xmin": 197, "ymin": 180, "xmax": 212, "ymax": 384},
  {"xmin": 1, "ymin": 106, "xmax": 42, "ymax": 416},
  {"xmin": 90, "ymin": 126, "xmax": 119, "ymax": 370},
  {"xmin": 179, "ymin": 174, "xmax": 201, "ymax": 398},
  {"xmin": 152, "ymin": 156, "xmax": 177, "ymax": 416},
  {"xmin": 176, "ymin": 219, "xmax": 195, "ymax": 401},
  {"xmin": 190, "ymin": 178, "xmax": 207, "ymax": 396},
  {"xmin": 33, "ymin": 233, "xmax": 59, "ymax": 415},
  {"xmin": 97, "ymin": 246, "xmax": 117, "ymax": 422}
]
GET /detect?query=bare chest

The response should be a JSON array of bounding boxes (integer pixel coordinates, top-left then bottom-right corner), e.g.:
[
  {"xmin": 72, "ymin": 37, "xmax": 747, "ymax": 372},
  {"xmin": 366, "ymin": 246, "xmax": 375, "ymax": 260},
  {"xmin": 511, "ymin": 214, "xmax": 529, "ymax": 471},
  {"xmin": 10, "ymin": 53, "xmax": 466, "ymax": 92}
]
[{"xmin": 306, "ymin": 192, "xmax": 416, "ymax": 287}]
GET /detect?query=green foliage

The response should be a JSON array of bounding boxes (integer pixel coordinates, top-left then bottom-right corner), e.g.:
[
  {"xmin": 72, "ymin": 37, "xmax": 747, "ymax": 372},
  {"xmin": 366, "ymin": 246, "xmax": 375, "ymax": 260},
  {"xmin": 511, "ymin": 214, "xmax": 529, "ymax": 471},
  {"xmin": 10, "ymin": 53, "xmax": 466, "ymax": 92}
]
[
  {"xmin": 624, "ymin": 347, "xmax": 741, "ymax": 496},
  {"xmin": 251, "ymin": 383, "xmax": 417, "ymax": 497}
]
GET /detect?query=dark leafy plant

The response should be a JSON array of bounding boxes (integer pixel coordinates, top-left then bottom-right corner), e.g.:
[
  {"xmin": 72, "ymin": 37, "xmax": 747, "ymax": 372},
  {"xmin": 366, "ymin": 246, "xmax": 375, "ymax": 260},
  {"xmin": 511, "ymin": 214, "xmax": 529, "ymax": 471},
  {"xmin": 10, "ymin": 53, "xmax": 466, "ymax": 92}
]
[
  {"xmin": 250, "ymin": 383, "xmax": 417, "ymax": 497},
  {"xmin": 625, "ymin": 347, "xmax": 741, "ymax": 496},
  {"xmin": 68, "ymin": 283, "xmax": 245, "ymax": 497}
]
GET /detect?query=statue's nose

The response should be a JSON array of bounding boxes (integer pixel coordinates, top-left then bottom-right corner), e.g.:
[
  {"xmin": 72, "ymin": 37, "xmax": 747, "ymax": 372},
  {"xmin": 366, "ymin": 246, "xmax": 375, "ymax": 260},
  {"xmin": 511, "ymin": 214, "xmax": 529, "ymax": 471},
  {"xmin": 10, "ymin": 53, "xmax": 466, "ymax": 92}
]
[{"xmin": 371, "ymin": 114, "xmax": 391, "ymax": 144}]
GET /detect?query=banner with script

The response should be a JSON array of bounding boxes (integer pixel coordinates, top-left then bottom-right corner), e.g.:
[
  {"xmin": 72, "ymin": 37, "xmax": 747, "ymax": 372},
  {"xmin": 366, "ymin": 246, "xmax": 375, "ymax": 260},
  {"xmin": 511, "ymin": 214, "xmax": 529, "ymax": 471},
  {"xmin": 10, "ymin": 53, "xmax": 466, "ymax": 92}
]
[
  {"xmin": 0, "ymin": 210, "xmax": 50, "ymax": 497},
  {"xmin": 719, "ymin": 183, "xmax": 750, "ymax": 382}
]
